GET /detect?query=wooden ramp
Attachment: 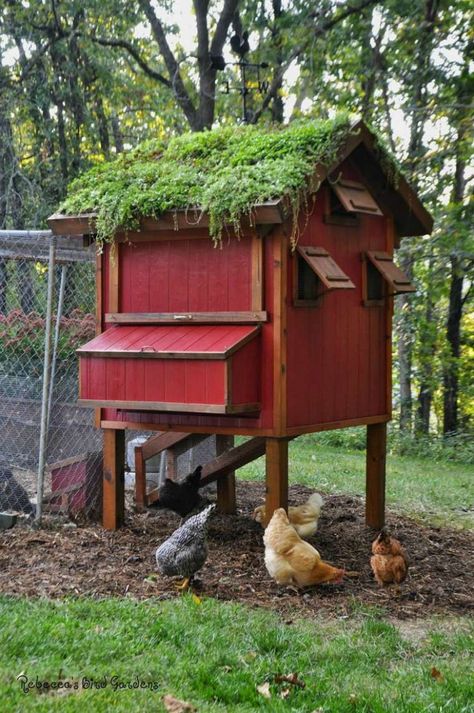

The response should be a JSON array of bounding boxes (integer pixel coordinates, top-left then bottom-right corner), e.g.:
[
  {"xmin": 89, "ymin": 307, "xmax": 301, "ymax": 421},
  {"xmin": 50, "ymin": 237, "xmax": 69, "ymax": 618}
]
[{"xmin": 135, "ymin": 434, "xmax": 265, "ymax": 513}]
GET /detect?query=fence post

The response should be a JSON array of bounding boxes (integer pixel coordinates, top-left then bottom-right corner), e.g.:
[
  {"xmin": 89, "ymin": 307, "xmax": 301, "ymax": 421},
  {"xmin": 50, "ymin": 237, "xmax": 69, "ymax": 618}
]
[
  {"xmin": 36, "ymin": 237, "xmax": 57, "ymax": 523},
  {"xmin": 46, "ymin": 264, "xmax": 67, "ymax": 432}
]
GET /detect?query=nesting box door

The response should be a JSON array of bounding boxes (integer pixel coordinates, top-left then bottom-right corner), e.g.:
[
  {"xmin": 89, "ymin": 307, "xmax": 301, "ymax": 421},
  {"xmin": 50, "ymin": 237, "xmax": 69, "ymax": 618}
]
[{"xmin": 78, "ymin": 324, "xmax": 261, "ymax": 414}]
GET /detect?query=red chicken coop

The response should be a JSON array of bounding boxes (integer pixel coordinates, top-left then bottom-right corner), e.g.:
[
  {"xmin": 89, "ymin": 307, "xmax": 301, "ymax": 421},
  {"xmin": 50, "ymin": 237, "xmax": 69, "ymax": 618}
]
[{"xmin": 49, "ymin": 119, "xmax": 433, "ymax": 530}]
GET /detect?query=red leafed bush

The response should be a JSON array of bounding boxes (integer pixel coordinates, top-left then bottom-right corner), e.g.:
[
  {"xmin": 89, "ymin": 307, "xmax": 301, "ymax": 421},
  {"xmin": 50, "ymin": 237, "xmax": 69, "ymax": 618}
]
[{"xmin": 0, "ymin": 309, "xmax": 95, "ymax": 373}]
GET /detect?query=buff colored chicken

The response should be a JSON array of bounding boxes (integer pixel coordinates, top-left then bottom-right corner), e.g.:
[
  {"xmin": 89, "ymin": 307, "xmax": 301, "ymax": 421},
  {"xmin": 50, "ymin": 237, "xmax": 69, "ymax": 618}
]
[
  {"xmin": 263, "ymin": 508, "xmax": 345, "ymax": 587},
  {"xmin": 253, "ymin": 492, "xmax": 323, "ymax": 539},
  {"xmin": 370, "ymin": 529, "xmax": 408, "ymax": 585}
]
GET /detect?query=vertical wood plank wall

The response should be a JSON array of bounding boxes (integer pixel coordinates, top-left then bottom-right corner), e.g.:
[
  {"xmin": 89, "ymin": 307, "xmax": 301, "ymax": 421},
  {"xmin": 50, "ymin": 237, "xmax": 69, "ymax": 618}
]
[
  {"xmin": 286, "ymin": 161, "xmax": 390, "ymax": 430},
  {"xmin": 119, "ymin": 234, "xmax": 253, "ymax": 313}
]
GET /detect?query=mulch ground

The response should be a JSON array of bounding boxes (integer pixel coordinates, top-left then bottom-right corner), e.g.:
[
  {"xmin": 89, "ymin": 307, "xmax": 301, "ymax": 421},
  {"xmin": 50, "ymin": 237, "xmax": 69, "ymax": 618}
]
[{"xmin": 0, "ymin": 482, "xmax": 472, "ymax": 620}]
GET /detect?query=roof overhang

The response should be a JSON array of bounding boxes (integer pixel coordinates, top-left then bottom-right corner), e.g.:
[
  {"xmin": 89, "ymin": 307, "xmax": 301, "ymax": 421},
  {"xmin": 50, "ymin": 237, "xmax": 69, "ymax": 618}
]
[{"xmin": 48, "ymin": 200, "xmax": 284, "ymax": 237}]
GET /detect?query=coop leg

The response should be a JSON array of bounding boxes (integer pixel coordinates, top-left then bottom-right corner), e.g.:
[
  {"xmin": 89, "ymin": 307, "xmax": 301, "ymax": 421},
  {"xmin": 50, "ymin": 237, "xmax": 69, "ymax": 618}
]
[
  {"xmin": 166, "ymin": 448, "xmax": 178, "ymax": 480},
  {"xmin": 264, "ymin": 437, "xmax": 289, "ymax": 526},
  {"xmin": 103, "ymin": 429, "xmax": 125, "ymax": 530},
  {"xmin": 216, "ymin": 435, "xmax": 236, "ymax": 514},
  {"xmin": 134, "ymin": 446, "xmax": 147, "ymax": 511},
  {"xmin": 365, "ymin": 422, "xmax": 386, "ymax": 529}
]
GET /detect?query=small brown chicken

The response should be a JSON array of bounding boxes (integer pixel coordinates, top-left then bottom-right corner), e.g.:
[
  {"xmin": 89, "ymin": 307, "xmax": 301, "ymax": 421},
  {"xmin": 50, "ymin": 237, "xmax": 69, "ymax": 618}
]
[
  {"xmin": 370, "ymin": 529, "xmax": 408, "ymax": 585},
  {"xmin": 263, "ymin": 508, "xmax": 345, "ymax": 587},
  {"xmin": 253, "ymin": 492, "xmax": 323, "ymax": 539}
]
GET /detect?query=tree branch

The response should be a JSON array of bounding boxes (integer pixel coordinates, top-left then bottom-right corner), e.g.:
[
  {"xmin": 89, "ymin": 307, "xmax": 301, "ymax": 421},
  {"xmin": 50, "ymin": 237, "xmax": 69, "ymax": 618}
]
[
  {"xmin": 87, "ymin": 35, "xmax": 171, "ymax": 87},
  {"xmin": 210, "ymin": 0, "xmax": 241, "ymax": 56},
  {"xmin": 252, "ymin": 0, "xmax": 382, "ymax": 122},
  {"xmin": 139, "ymin": 0, "xmax": 198, "ymax": 128},
  {"xmin": 194, "ymin": 0, "xmax": 210, "ymax": 63}
]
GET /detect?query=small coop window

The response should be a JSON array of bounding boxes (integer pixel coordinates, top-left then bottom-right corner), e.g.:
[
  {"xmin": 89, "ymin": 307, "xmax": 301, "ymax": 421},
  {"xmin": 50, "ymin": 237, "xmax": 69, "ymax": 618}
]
[
  {"xmin": 325, "ymin": 179, "xmax": 382, "ymax": 225},
  {"xmin": 363, "ymin": 257, "xmax": 385, "ymax": 305},
  {"xmin": 294, "ymin": 246, "xmax": 355, "ymax": 306},
  {"xmin": 333, "ymin": 180, "xmax": 383, "ymax": 215},
  {"xmin": 362, "ymin": 251, "xmax": 416, "ymax": 306}
]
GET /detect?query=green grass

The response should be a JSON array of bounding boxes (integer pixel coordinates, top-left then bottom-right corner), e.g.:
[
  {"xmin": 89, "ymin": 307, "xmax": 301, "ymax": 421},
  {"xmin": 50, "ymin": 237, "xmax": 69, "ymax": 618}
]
[
  {"xmin": 1, "ymin": 596, "xmax": 472, "ymax": 712},
  {"xmin": 239, "ymin": 435, "xmax": 474, "ymax": 530}
]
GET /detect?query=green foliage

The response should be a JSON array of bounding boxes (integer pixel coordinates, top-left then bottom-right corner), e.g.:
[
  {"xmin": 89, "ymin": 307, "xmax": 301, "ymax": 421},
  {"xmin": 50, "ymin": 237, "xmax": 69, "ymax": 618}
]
[
  {"xmin": 60, "ymin": 115, "xmax": 353, "ymax": 247},
  {"xmin": 309, "ymin": 425, "xmax": 474, "ymax": 465},
  {"xmin": 0, "ymin": 596, "xmax": 472, "ymax": 712}
]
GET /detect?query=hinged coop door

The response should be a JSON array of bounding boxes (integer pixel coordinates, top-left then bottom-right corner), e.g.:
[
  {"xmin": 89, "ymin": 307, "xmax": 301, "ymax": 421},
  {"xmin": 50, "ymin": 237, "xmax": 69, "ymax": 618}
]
[{"xmin": 78, "ymin": 324, "xmax": 261, "ymax": 414}]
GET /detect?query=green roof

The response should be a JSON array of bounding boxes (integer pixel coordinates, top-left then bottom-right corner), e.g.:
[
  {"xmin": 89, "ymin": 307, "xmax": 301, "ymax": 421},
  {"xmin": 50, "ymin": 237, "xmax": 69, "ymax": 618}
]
[{"xmin": 60, "ymin": 115, "xmax": 357, "ymax": 246}]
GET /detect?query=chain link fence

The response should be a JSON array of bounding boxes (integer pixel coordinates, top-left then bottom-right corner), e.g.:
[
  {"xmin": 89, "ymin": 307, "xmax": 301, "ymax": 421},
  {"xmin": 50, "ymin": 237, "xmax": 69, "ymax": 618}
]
[{"xmin": 0, "ymin": 230, "xmax": 104, "ymax": 524}]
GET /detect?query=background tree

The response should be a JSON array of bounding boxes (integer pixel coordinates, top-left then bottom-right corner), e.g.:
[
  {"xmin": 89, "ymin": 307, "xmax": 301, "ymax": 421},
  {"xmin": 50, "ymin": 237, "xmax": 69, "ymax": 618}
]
[{"xmin": 0, "ymin": 0, "xmax": 471, "ymax": 438}]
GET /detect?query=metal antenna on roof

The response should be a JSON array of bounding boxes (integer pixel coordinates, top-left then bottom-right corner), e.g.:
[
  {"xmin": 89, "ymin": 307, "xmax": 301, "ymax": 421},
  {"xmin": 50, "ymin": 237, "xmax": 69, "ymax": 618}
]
[{"xmin": 210, "ymin": 30, "xmax": 269, "ymax": 124}]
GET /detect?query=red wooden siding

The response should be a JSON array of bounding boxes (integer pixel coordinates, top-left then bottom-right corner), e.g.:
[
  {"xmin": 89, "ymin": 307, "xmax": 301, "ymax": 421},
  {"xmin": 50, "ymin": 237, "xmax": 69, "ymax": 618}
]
[
  {"xmin": 119, "ymin": 236, "xmax": 253, "ymax": 313},
  {"xmin": 82, "ymin": 355, "xmax": 227, "ymax": 406},
  {"xmin": 286, "ymin": 161, "xmax": 389, "ymax": 429},
  {"xmin": 97, "ymin": 158, "xmax": 391, "ymax": 434},
  {"xmin": 229, "ymin": 337, "xmax": 261, "ymax": 405}
]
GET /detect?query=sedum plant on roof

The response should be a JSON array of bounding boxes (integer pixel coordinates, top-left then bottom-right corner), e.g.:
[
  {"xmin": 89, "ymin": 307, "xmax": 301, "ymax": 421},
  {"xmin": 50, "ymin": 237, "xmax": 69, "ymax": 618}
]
[{"xmin": 60, "ymin": 114, "xmax": 355, "ymax": 248}]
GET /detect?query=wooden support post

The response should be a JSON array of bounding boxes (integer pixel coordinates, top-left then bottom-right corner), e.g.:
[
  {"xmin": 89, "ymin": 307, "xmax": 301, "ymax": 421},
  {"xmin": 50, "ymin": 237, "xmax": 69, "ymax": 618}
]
[
  {"xmin": 103, "ymin": 429, "xmax": 125, "ymax": 529},
  {"xmin": 264, "ymin": 437, "xmax": 289, "ymax": 525},
  {"xmin": 166, "ymin": 448, "xmax": 178, "ymax": 479},
  {"xmin": 216, "ymin": 435, "xmax": 236, "ymax": 514},
  {"xmin": 366, "ymin": 422, "xmax": 387, "ymax": 529},
  {"xmin": 134, "ymin": 445, "xmax": 146, "ymax": 511}
]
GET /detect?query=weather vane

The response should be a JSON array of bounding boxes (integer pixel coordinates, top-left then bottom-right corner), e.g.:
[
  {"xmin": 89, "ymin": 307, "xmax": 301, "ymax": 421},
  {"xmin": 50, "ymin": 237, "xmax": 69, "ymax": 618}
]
[{"xmin": 210, "ymin": 30, "xmax": 269, "ymax": 124}]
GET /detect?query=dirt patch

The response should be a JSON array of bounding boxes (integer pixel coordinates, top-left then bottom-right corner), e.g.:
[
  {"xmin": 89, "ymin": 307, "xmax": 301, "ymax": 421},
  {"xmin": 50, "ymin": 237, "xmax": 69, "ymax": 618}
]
[{"xmin": 0, "ymin": 482, "xmax": 472, "ymax": 619}]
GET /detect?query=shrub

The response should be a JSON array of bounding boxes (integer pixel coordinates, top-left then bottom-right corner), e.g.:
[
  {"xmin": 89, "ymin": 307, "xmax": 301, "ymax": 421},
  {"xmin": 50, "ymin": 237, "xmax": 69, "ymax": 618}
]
[
  {"xmin": 0, "ymin": 309, "xmax": 95, "ymax": 375},
  {"xmin": 310, "ymin": 425, "xmax": 474, "ymax": 464}
]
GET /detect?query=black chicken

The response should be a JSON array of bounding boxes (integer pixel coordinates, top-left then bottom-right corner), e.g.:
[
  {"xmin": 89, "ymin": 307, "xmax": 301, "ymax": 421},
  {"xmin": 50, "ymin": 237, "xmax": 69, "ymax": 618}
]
[
  {"xmin": 155, "ymin": 465, "xmax": 203, "ymax": 517},
  {"xmin": 0, "ymin": 467, "xmax": 35, "ymax": 516}
]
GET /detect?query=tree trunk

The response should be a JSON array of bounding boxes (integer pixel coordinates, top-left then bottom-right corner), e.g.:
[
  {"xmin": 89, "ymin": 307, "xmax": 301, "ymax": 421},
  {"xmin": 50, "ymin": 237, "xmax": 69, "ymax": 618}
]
[
  {"xmin": 397, "ymin": 251, "xmax": 414, "ymax": 432},
  {"xmin": 111, "ymin": 113, "xmax": 124, "ymax": 153},
  {"xmin": 415, "ymin": 251, "xmax": 436, "ymax": 434},
  {"xmin": 95, "ymin": 95, "xmax": 110, "ymax": 159},
  {"xmin": 443, "ymin": 256, "xmax": 463, "ymax": 434},
  {"xmin": 397, "ymin": 0, "xmax": 439, "ymax": 433},
  {"xmin": 67, "ymin": 35, "xmax": 85, "ymax": 177},
  {"xmin": 360, "ymin": 13, "xmax": 384, "ymax": 122},
  {"xmin": 442, "ymin": 68, "xmax": 468, "ymax": 435}
]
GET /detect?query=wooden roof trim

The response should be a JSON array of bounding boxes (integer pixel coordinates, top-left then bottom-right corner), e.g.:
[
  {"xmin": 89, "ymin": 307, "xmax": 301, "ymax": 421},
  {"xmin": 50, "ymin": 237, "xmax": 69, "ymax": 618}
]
[
  {"xmin": 349, "ymin": 122, "xmax": 433, "ymax": 236},
  {"xmin": 48, "ymin": 200, "xmax": 284, "ymax": 237}
]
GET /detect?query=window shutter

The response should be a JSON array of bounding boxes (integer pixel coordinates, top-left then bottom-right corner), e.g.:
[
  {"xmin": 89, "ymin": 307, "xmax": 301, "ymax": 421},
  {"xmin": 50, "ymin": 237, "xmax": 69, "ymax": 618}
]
[
  {"xmin": 297, "ymin": 246, "xmax": 355, "ymax": 290},
  {"xmin": 332, "ymin": 180, "xmax": 382, "ymax": 215},
  {"xmin": 366, "ymin": 251, "xmax": 416, "ymax": 294}
]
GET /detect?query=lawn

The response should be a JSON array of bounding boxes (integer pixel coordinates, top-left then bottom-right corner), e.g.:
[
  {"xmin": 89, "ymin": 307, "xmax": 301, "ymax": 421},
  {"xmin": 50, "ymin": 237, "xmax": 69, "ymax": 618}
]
[{"xmin": 1, "ymin": 596, "xmax": 473, "ymax": 713}]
